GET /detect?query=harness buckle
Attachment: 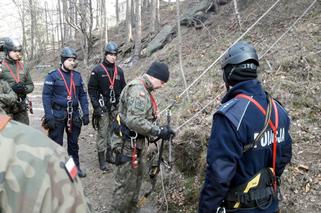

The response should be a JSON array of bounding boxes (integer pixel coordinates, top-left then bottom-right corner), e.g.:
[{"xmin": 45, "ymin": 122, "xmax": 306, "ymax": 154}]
[{"xmin": 130, "ymin": 131, "xmax": 138, "ymax": 148}]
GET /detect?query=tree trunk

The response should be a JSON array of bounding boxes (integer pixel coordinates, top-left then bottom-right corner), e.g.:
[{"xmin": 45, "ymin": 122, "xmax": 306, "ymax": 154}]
[
  {"xmin": 69, "ymin": 0, "xmax": 77, "ymax": 39},
  {"xmin": 116, "ymin": 0, "xmax": 119, "ymax": 25},
  {"xmin": 57, "ymin": 0, "xmax": 64, "ymax": 46},
  {"xmin": 176, "ymin": 0, "xmax": 189, "ymax": 100},
  {"xmin": 126, "ymin": 0, "xmax": 133, "ymax": 42},
  {"xmin": 134, "ymin": 0, "xmax": 142, "ymax": 60},
  {"xmin": 156, "ymin": 0, "xmax": 160, "ymax": 25},
  {"xmin": 29, "ymin": 0, "xmax": 35, "ymax": 59},
  {"xmin": 45, "ymin": 2, "xmax": 49, "ymax": 44},
  {"xmin": 104, "ymin": 0, "xmax": 109, "ymax": 44},
  {"xmin": 150, "ymin": 0, "xmax": 156, "ymax": 33},
  {"xmin": 233, "ymin": 0, "xmax": 242, "ymax": 29},
  {"xmin": 131, "ymin": 0, "xmax": 135, "ymax": 26},
  {"xmin": 95, "ymin": 0, "xmax": 100, "ymax": 29},
  {"xmin": 62, "ymin": 0, "xmax": 69, "ymax": 41}
]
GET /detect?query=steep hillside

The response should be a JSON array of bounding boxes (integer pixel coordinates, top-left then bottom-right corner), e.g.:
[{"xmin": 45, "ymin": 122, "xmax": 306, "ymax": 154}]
[
  {"xmin": 31, "ymin": 0, "xmax": 321, "ymax": 212},
  {"xmin": 111, "ymin": 1, "xmax": 321, "ymax": 212}
]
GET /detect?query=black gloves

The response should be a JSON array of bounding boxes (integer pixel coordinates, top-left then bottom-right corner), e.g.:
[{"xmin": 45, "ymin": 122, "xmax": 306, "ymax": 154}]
[
  {"xmin": 45, "ymin": 118, "xmax": 56, "ymax": 130},
  {"xmin": 82, "ymin": 114, "xmax": 89, "ymax": 125},
  {"xmin": 93, "ymin": 107, "xmax": 104, "ymax": 118},
  {"xmin": 12, "ymin": 82, "xmax": 27, "ymax": 94},
  {"xmin": 92, "ymin": 108, "xmax": 104, "ymax": 130},
  {"xmin": 158, "ymin": 125, "xmax": 176, "ymax": 140}
]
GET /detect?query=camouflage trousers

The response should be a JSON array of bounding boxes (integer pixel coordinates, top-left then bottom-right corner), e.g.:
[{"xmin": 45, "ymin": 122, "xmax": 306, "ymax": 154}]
[
  {"xmin": 111, "ymin": 143, "xmax": 146, "ymax": 213},
  {"xmin": 96, "ymin": 111, "xmax": 114, "ymax": 152}
]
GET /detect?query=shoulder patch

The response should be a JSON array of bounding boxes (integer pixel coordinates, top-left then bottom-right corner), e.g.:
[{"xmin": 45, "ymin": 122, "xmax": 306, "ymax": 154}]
[
  {"xmin": 217, "ymin": 98, "xmax": 240, "ymax": 113},
  {"xmin": 44, "ymin": 80, "xmax": 53, "ymax": 85},
  {"xmin": 63, "ymin": 157, "xmax": 78, "ymax": 182},
  {"xmin": 216, "ymin": 98, "xmax": 251, "ymax": 130}
]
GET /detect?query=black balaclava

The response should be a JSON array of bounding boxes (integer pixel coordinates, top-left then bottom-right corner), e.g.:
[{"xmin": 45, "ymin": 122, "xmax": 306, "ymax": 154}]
[{"xmin": 223, "ymin": 60, "xmax": 258, "ymax": 88}]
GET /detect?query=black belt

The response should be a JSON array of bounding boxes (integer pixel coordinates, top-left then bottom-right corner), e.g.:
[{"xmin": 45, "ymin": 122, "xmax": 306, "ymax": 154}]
[{"xmin": 224, "ymin": 186, "xmax": 275, "ymax": 209}]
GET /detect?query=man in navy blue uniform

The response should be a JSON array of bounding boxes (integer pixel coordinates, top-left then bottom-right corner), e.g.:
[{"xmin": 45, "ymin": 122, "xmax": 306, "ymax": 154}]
[
  {"xmin": 88, "ymin": 41, "xmax": 126, "ymax": 171},
  {"xmin": 199, "ymin": 41, "xmax": 292, "ymax": 213},
  {"xmin": 42, "ymin": 47, "xmax": 89, "ymax": 178}
]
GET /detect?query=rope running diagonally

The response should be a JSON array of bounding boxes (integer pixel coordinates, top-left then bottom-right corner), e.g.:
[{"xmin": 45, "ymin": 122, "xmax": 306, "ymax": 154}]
[
  {"xmin": 173, "ymin": 0, "xmax": 317, "ymax": 132},
  {"xmin": 157, "ymin": 0, "xmax": 317, "ymax": 210},
  {"xmin": 159, "ymin": 0, "xmax": 283, "ymax": 115}
]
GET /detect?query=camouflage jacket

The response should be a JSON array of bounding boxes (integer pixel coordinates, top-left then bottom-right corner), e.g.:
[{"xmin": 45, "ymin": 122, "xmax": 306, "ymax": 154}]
[
  {"xmin": 118, "ymin": 74, "xmax": 161, "ymax": 137},
  {"xmin": 0, "ymin": 79, "xmax": 17, "ymax": 114},
  {"xmin": 0, "ymin": 57, "xmax": 34, "ymax": 95},
  {"xmin": 0, "ymin": 114, "xmax": 92, "ymax": 213}
]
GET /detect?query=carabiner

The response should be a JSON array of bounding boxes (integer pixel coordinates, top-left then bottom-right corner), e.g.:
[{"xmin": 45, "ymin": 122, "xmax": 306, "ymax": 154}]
[
  {"xmin": 109, "ymin": 89, "xmax": 116, "ymax": 103},
  {"xmin": 216, "ymin": 207, "xmax": 226, "ymax": 213},
  {"xmin": 98, "ymin": 94, "xmax": 105, "ymax": 107}
]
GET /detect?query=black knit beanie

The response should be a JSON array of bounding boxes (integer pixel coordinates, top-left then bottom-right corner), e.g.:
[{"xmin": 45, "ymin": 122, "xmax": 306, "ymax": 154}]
[{"xmin": 146, "ymin": 62, "xmax": 169, "ymax": 82}]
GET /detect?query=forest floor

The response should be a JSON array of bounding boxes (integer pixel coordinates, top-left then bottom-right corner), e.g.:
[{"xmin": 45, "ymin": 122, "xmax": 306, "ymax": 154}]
[{"xmin": 30, "ymin": 0, "xmax": 321, "ymax": 212}]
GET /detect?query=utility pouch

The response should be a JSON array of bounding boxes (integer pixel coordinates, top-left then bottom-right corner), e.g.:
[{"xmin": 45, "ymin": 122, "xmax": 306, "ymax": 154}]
[{"xmin": 224, "ymin": 168, "xmax": 276, "ymax": 210}]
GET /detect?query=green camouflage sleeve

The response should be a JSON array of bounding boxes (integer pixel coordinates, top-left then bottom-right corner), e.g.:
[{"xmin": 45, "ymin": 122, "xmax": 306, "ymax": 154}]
[
  {"xmin": 124, "ymin": 84, "xmax": 160, "ymax": 136},
  {"xmin": 0, "ymin": 120, "xmax": 92, "ymax": 213},
  {"xmin": 23, "ymin": 68, "xmax": 34, "ymax": 94},
  {"xmin": 0, "ymin": 79, "xmax": 17, "ymax": 106}
]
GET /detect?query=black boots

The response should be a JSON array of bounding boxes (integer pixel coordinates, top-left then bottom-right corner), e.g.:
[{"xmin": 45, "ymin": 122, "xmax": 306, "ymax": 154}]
[
  {"xmin": 98, "ymin": 151, "xmax": 109, "ymax": 171},
  {"xmin": 77, "ymin": 167, "xmax": 86, "ymax": 178},
  {"xmin": 106, "ymin": 148, "xmax": 115, "ymax": 164}
]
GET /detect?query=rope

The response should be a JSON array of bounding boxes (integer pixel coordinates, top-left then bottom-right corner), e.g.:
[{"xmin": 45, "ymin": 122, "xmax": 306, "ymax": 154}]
[
  {"xmin": 174, "ymin": 0, "xmax": 317, "ymax": 132},
  {"xmin": 160, "ymin": 165, "xmax": 169, "ymax": 213},
  {"xmin": 155, "ymin": 0, "xmax": 317, "ymax": 209},
  {"xmin": 259, "ymin": 0, "xmax": 317, "ymax": 59},
  {"xmin": 159, "ymin": 0, "xmax": 282, "ymax": 115},
  {"xmin": 175, "ymin": 90, "xmax": 224, "ymax": 131}
]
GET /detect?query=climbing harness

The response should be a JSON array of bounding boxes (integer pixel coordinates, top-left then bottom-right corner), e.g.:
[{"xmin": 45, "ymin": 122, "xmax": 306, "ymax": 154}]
[
  {"xmin": 100, "ymin": 63, "xmax": 118, "ymax": 104},
  {"xmin": 236, "ymin": 94, "xmax": 279, "ymax": 190},
  {"xmin": 57, "ymin": 68, "xmax": 76, "ymax": 133},
  {"xmin": 2, "ymin": 60, "xmax": 25, "ymax": 83}
]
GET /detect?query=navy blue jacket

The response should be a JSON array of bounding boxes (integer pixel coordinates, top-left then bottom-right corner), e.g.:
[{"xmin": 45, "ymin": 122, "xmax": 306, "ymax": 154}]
[
  {"xmin": 199, "ymin": 80, "xmax": 292, "ymax": 213},
  {"xmin": 42, "ymin": 68, "xmax": 89, "ymax": 120}
]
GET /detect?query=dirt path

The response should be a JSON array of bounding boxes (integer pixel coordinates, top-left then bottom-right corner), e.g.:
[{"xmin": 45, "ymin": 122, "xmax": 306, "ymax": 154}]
[{"xmin": 29, "ymin": 82, "xmax": 157, "ymax": 212}]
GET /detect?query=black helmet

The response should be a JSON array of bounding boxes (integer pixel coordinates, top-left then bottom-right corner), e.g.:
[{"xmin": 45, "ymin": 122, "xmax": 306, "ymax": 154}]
[
  {"xmin": 221, "ymin": 41, "xmax": 259, "ymax": 69},
  {"xmin": 61, "ymin": 47, "xmax": 77, "ymax": 59},
  {"xmin": 3, "ymin": 37, "xmax": 22, "ymax": 53},
  {"xmin": 104, "ymin": 41, "xmax": 118, "ymax": 54},
  {"xmin": 221, "ymin": 41, "xmax": 259, "ymax": 86},
  {"xmin": 0, "ymin": 37, "xmax": 9, "ymax": 52}
]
